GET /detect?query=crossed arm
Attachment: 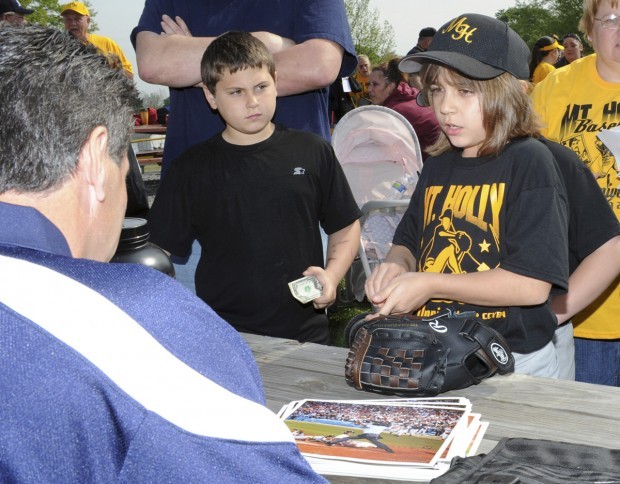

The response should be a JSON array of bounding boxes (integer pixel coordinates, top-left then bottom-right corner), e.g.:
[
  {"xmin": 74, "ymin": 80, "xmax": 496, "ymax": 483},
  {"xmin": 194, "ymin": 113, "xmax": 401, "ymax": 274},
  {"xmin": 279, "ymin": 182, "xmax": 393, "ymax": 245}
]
[{"xmin": 135, "ymin": 15, "xmax": 344, "ymax": 94}]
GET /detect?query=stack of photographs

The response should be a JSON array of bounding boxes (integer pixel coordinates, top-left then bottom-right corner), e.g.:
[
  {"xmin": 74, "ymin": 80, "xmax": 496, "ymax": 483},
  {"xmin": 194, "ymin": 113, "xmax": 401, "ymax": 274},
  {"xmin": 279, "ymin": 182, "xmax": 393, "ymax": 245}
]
[{"xmin": 278, "ymin": 397, "xmax": 487, "ymax": 481}]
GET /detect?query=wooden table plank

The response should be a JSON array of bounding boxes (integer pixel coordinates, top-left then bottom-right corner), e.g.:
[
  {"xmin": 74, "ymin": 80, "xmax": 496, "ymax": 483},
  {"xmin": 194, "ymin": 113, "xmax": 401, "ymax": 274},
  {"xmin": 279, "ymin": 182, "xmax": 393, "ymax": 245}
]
[
  {"xmin": 133, "ymin": 124, "xmax": 167, "ymax": 134},
  {"xmin": 242, "ymin": 333, "xmax": 620, "ymax": 458}
]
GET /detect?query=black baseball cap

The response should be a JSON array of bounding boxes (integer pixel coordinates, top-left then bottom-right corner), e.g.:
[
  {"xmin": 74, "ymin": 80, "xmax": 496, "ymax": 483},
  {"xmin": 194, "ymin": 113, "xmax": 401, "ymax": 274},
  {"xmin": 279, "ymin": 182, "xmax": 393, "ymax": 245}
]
[
  {"xmin": 400, "ymin": 13, "xmax": 530, "ymax": 82},
  {"xmin": 0, "ymin": 0, "xmax": 34, "ymax": 15}
]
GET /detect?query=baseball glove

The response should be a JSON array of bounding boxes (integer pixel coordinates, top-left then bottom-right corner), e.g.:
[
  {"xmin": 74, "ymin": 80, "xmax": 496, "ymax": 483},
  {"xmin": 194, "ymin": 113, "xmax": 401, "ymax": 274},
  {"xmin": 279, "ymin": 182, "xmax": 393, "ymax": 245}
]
[{"xmin": 344, "ymin": 310, "xmax": 514, "ymax": 396}]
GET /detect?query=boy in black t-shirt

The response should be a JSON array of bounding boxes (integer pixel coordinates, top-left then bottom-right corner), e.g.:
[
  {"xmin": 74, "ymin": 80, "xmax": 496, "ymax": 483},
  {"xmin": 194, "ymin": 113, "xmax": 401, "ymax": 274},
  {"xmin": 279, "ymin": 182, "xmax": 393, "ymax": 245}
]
[{"xmin": 148, "ymin": 31, "xmax": 361, "ymax": 343}]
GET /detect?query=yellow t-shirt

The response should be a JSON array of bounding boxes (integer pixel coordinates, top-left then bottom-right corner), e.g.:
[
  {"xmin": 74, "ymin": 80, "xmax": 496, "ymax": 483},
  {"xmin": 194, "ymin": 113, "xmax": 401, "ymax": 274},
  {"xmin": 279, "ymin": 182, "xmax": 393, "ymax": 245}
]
[
  {"xmin": 531, "ymin": 61, "xmax": 555, "ymax": 84},
  {"xmin": 532, "ymin": 54, "xmax": 620, "ymax": 339},
  {"xmin": 87, "ymin": 33, "xmax": 134, "ymax": 76}
]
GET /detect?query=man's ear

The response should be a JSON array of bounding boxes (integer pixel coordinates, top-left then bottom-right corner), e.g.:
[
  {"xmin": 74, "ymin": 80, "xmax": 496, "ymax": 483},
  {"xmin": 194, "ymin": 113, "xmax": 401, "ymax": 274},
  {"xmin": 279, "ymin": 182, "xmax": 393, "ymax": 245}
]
[
  {"xmin": 79, "ymin": 126, "xmax": 110, "ymax": 203},
  {"xmin": 273, "ymin": 71, "xmax": 278, "ymax": 97},
  {"xmin": 203, "ymin": 86, "xmax": 218, "ymax": 110}
]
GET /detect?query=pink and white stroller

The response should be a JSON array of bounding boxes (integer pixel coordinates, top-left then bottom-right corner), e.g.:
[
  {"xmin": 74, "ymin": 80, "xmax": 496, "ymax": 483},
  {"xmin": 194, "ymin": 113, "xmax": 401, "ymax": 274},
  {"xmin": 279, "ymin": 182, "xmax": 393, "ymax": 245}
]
[{"xmin": 332, "ymin": 105, "xmax": 423, "ymax": 302}]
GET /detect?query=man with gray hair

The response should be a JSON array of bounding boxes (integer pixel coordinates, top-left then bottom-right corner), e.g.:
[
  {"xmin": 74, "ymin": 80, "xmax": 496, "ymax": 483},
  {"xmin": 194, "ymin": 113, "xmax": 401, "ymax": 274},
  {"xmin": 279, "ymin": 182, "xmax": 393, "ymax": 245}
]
[{"xmin": 0, "ymin": 25, "xmax": 323, "ymax": 482}]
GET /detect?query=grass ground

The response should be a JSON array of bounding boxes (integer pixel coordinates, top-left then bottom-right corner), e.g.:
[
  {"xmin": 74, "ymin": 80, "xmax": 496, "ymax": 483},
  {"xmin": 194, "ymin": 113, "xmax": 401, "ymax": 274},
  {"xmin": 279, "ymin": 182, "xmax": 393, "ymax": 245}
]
[
  {"xmin": 327, "ymin": 303, "xmax": 370, "ymax": 347},
  {"xmin": 327, "ymin": 281, "xmax": 372, "ymax": 347}
]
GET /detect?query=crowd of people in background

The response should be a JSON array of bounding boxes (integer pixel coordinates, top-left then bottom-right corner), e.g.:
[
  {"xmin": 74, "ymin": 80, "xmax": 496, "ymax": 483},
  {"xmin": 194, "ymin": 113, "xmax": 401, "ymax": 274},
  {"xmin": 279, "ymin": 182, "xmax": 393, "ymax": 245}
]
[
  {"xmin": 366, "ymin": 56, "xmax": 440, "ymax": 159},
  {"xmin": 1, "ymin": 0, "xmax": 619, "ymax": 480}
]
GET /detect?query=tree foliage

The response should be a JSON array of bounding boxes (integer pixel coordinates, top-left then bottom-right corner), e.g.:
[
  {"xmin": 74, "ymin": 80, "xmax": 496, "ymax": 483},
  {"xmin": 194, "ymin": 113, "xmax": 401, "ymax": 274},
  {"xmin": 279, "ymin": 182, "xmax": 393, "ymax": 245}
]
[
  {"xmin": 345, "ymin": 0, "xmax": 396, "ymax": 65},
  {"xmin": 20, "ymin": 0, "xmax": 97, "ymax": 31},
  {"xmin": 141, "ymin": 89, "xmax": 168, "ymax": 110},
  {"xmin": 496, "ymin": 0, "xmax": 584, "ymax": 48}
]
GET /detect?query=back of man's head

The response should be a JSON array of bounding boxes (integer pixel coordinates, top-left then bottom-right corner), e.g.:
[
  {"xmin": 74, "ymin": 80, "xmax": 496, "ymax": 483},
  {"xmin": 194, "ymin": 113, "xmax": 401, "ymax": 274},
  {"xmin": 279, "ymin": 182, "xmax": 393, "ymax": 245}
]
[
  {"xmin": 0, "ymin": 25, "xmax": 139, "ymax": 194},
  {"xmin": 201, "ymin": 31, "xmax": 276, "ymax": 94},
  {"xmin": 418, "ymin": 27, "xmax": 436, "ymax": 40}
]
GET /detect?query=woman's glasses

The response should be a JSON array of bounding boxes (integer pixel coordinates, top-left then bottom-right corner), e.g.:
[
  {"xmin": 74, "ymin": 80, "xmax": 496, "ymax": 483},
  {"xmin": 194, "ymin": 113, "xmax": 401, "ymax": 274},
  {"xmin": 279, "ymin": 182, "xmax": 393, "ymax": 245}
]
[{"xmin": 595, "ymin": 13, "xmax": 620, "ymax": 30}]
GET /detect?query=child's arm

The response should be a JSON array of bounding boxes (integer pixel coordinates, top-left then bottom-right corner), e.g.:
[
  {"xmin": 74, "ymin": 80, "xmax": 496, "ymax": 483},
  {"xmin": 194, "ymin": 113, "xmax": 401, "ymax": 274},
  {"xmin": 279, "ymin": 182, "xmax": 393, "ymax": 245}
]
[
  {"xmin": 551, "ymin": 235, "xmax": 620, "ymax": 324},
  {"xmin": 369, "ymin": 267, "xmax": 552, "ymax": 317},
  {"xmin": 303, "ymin": 220, "xmax": 361, "ymax": 310}
]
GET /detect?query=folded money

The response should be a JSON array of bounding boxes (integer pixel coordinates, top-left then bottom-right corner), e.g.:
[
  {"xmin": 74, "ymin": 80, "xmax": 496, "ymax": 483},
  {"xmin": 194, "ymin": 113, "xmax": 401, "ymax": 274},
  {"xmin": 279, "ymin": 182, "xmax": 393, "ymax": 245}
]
[{"xmin": 288, "ymin": 275, "xmax": 323, "ymax": 304}]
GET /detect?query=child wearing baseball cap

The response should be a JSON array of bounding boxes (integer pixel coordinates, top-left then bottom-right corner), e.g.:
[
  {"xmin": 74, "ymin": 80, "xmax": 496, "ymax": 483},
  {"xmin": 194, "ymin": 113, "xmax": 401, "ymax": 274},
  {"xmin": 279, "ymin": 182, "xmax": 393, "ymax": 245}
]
[{"xmin": 366, "ymin": 14, "xmax": 570, "ymax": 378}]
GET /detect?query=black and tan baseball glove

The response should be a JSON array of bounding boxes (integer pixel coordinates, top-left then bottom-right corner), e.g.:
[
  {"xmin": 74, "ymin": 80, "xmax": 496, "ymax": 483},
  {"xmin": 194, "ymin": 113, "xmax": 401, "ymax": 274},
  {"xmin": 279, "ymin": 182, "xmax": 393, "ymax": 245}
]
[{"xmin": 344, "ymin": 310, "xmax": 514, "ymax": 396}]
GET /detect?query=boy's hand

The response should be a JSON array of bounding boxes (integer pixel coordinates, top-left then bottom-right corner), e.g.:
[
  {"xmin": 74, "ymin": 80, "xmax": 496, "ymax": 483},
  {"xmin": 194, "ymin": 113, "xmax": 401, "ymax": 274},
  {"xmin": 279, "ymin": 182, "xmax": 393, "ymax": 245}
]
[
  {"xmin": 303, "ymin": 266, "xmax": 338, "ymax": 310},
  {"xmin": 365, "ymin": 262, "xmax": 407, "ymax": 308}
]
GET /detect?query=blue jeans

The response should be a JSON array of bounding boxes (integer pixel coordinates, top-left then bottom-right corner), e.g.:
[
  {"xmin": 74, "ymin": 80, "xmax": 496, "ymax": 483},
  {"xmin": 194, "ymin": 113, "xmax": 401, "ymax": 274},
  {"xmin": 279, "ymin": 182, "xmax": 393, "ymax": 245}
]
[
  {"xmin": 574, "ymin": 337, "xmax": 620, "ymax": 386},
  {"xmin": 171, "ymin": 239, "xmax": 200, "ymax": 294}
]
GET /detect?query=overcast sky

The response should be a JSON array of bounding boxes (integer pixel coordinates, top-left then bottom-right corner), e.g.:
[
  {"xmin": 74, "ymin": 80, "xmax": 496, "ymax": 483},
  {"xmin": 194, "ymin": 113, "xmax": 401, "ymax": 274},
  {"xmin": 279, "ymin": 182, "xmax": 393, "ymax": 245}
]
[{"xmin": 89, "ymin": 0, "xmax": 519, "ymax": 96}]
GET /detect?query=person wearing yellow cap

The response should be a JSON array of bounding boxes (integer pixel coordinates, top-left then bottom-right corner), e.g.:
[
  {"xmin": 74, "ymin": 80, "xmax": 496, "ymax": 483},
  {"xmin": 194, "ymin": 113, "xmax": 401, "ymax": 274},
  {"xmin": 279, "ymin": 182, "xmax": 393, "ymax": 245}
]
[
  {"xmin": 60, "ymin": 2, "xmax": 134, "ymax": 79},
  {"xmin": 529, "ymin": 36, "xmax": 564, "ymax": 84}
]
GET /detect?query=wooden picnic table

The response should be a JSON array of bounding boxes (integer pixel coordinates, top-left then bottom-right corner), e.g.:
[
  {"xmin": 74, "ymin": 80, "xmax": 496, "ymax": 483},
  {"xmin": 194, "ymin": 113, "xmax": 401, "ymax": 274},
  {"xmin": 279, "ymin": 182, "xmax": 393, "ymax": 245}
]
[
  {"xmin": 133, "ymin": 124, "xmax": 167, "ymax": 135},
  {"xmin": 132, "ymin": 125, "xmax": 167, "ymax": 171},
  {"xmin": 242, "ymin": 333, "xmax": 620, "ymax": 483}
]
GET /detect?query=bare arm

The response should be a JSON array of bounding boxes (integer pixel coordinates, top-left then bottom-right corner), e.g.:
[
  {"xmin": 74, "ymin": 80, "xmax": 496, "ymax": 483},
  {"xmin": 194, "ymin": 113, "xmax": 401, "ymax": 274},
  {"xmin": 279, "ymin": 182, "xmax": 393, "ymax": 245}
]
[
  {"xmin": 304, "ymin": 220, "xmax": 361, "ymax": 310},
  {"xmin": 135, "ymin": 17, "xmax": 291, "ymax": 87},
  {"xmin": 269, "ymin": 38, "xmax": 344, "ymax": 96},
  {"xmin": 136, "ymin": 15, "xmax": 343, "ymax": 94},
  {"xmin": 136, "ymin": 29, "xmax": 212, "ymax": 87},
  {"xmin": 551, "ymin": 235, "xmax": 620, "ymax": 324},
  {"xmin": 370, "ymin": 266, "xmax": 552, "ymax": 317}
]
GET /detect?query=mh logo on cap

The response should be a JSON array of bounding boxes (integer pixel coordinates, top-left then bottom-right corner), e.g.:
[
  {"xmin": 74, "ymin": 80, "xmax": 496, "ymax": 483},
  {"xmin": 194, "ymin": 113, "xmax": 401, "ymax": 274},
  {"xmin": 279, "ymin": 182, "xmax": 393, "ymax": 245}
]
[{"xmin": 443, "ymin": 17, "xmax": 477, "ymax": 44}]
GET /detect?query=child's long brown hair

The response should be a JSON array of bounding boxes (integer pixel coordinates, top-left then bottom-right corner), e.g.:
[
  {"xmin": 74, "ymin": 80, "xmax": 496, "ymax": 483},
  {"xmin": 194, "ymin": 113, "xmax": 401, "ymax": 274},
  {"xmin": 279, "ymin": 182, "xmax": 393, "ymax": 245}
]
[{"xmin": 421, "ymin": 64, "xmax": 542, "ymax": 157}]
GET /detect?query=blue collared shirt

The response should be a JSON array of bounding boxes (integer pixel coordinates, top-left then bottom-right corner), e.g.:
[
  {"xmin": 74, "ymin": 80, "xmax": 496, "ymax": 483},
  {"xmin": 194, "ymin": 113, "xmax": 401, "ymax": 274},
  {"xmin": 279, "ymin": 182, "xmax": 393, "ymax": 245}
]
[{"xmin": 0, "ymin": 201, "xmax": 71, "ymax": 256}]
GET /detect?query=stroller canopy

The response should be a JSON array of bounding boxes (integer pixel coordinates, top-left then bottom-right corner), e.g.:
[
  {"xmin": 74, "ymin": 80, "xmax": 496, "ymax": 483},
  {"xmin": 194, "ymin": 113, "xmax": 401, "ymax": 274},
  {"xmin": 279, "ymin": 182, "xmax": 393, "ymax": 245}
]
[{"xmin": 332, "ymin": 105, "xmax": 423, "ymax": 206}]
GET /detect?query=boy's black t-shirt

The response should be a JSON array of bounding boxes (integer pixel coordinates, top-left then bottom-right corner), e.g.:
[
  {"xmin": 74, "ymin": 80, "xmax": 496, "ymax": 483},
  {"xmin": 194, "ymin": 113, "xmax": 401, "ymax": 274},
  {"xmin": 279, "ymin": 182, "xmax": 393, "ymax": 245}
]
[
  {"xmin": 393, "ymin": 137, "xmax": 569, "ymax": 353},
  {"xmin": 148, "ymin": 125, "xmax": 361, "ymax": 341}
]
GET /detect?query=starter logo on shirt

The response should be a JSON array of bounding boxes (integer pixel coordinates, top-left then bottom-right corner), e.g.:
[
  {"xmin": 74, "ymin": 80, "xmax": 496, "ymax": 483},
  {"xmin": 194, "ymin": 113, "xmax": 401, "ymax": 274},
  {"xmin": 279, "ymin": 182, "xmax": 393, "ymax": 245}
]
[{"xmin": 293, "ymin": 167, "xmax": 305, "ymax": 175}]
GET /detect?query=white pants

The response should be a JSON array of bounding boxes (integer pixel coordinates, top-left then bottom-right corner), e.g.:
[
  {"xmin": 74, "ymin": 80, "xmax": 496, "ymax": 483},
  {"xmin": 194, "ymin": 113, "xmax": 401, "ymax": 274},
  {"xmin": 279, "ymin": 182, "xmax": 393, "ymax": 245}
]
[{"xmin": 513, "ymin": 323, "xmax": 575, "ymax": 380}]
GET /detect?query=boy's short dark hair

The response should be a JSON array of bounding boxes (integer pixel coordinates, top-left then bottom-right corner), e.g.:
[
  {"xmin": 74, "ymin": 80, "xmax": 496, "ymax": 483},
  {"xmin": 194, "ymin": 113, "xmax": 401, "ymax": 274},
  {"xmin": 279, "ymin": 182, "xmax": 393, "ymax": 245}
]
[
  {"xmin": 418, "ymin": 27, "xmax": 436, "ymax": 39},
  {"xmin": 201, "ymin": 31, "xmax": 276, "ymax": 94},
  {"xmin": 561, "ymin": 32, "xmax": 582, "ymax": 44}
]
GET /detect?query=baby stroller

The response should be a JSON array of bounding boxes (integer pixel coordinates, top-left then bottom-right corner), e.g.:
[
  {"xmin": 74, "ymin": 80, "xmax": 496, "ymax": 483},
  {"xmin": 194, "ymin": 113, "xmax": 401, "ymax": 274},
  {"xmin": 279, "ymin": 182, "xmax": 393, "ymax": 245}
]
[{"xmin": 332, "ymin": 105, "xmax": 423, "ymax": 302}]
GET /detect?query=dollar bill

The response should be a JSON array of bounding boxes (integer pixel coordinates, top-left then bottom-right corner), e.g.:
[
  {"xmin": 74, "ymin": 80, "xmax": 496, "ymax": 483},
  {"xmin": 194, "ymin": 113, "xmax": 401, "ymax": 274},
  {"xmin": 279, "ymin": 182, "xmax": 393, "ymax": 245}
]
[{"xmin": 288, "ymin": 275, "xmax": 323, "ymax": 304}]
